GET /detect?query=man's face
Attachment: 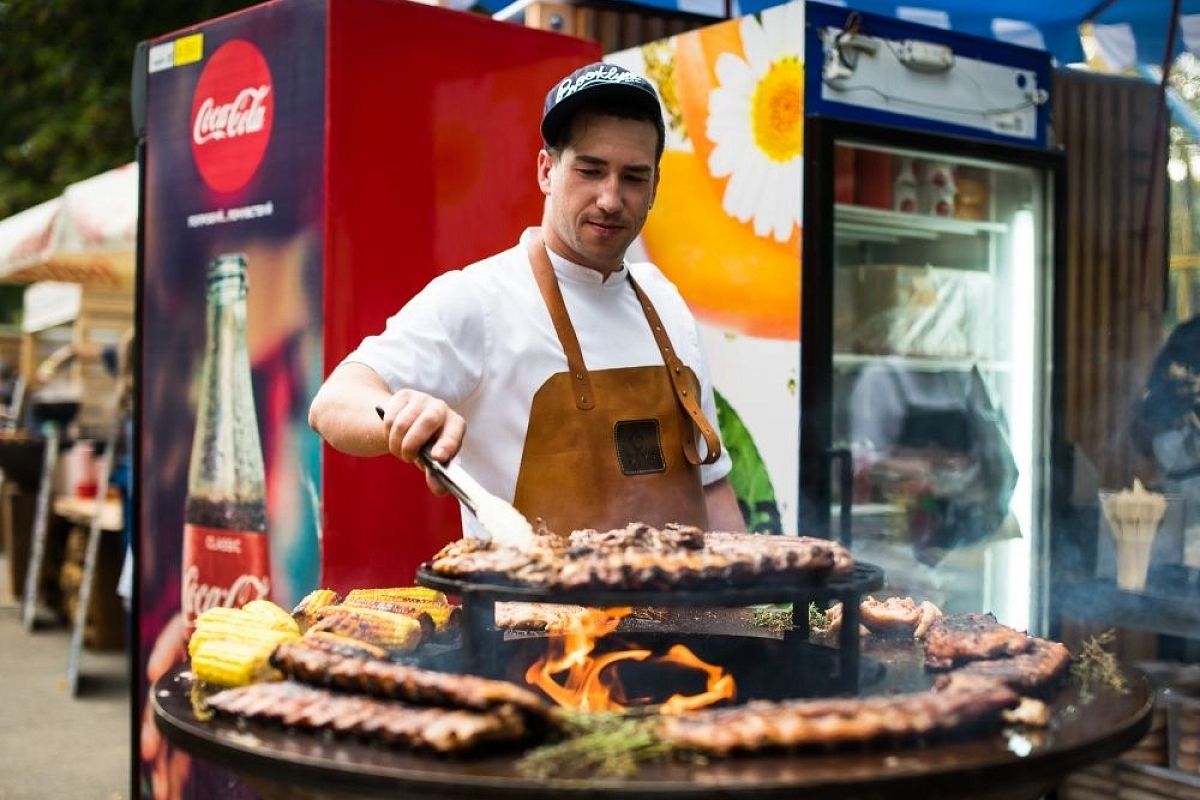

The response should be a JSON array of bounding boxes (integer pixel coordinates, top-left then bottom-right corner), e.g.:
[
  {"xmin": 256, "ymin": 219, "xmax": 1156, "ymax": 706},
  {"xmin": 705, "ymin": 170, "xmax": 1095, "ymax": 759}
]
[{"xmin": 537, "ymin": 112, "xmax": 660, "ymax": 275}]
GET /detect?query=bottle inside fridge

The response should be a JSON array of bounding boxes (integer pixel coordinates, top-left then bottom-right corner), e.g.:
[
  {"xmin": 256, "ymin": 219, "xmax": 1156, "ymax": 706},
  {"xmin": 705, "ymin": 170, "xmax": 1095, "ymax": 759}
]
[{"xmin": 829, "ymin": 141, "xmax": 1051, "ymax": 630}]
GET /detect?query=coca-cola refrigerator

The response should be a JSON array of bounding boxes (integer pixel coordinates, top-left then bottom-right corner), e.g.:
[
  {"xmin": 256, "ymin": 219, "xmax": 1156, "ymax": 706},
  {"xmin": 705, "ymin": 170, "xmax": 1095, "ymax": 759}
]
[{"xmin": 134, "ymin": 0, "xmax": 597, "ymax": 794}]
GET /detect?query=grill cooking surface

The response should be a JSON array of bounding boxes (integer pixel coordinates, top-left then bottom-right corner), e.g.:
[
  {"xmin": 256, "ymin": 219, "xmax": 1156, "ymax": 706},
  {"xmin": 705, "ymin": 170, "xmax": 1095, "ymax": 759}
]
[
  {"xmin": 154, "ymin": 641, "xmax": 1153, "ymax": 800},
  {"xmin": 415, "ymin": 562, "xmax": 884, "ymax": 606}
]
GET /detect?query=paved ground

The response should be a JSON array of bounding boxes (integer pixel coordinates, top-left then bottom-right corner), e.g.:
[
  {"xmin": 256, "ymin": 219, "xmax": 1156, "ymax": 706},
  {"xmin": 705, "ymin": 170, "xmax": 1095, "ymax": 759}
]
[{"xmin": 0, "ymin": 554, "xmax": 130, "ymax": 800}]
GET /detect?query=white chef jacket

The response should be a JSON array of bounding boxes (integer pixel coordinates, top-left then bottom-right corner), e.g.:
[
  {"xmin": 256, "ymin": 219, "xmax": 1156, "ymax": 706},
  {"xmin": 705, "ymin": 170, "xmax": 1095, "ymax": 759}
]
[{"xmin": 344, "ymin": 228, "xmax": 732, "ymax": 538}]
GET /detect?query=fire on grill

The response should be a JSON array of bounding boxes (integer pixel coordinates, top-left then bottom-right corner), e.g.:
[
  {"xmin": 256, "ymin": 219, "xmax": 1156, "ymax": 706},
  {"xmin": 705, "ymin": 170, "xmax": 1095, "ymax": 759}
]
[{"xmin": 520, "ymin": 606, "xmax": 737, "ymax": 714}]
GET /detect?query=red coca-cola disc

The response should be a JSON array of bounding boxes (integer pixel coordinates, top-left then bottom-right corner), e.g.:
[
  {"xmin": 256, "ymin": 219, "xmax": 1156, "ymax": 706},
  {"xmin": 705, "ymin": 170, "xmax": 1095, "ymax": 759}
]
[{"xmin": 190, "ymin": 39, "xmax": 274, "ymax": 194}]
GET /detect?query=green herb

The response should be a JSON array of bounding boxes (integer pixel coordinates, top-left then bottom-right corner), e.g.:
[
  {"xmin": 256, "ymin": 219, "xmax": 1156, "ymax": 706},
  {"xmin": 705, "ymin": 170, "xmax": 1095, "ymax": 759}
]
[
  {"xmin": 189, "ymin": 679, "xmax": 215, "ymax": 722},
  {"xmin": 715, "ymin": 391, "xmax": 782, "ymax": 533},
  {"xmin": 749, "ymin": 604, "xmax": 793, "ymax": 634},
  {"xmin": 1071, "ymin": 629, "xmax": 1127, "ymax": 700},
  {"xmin": 809, "ymin": 602, "xmax": 829, "ymax": 631},
  {"xmin": 516, "ymin": 712, "xmax": 702, "ymax": 779}
]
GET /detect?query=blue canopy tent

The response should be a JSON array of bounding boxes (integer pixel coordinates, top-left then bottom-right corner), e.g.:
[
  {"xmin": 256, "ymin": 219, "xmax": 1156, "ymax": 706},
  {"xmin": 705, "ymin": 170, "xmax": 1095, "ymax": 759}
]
[{"xmin": 488, "ymin": 0, "xmax": 1200, "ymax": 69}]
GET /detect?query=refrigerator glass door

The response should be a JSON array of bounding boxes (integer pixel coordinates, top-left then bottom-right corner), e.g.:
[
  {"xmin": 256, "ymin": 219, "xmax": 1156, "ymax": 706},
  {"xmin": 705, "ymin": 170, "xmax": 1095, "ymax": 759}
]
[{"xmin": 830, "ymin": 140, "xmax": 1050, "ymax": 629}]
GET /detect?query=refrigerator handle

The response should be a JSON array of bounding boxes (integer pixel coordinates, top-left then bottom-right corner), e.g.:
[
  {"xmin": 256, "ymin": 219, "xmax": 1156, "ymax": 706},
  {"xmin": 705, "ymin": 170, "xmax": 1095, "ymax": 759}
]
[{"xmin": 826, "ymin": 448, "xmax": 854, "ymax": 547}]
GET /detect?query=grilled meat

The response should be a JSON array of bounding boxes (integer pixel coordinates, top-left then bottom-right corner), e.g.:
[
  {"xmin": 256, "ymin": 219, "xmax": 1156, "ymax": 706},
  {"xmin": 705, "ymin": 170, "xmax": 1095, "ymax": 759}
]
[
  {"xmin": 569, "ymin": 523, "xmax": 706, "ymax": 553},
  {"xmin": 494, "ymin": 602, "xmax": 588, "ymax": 632},
  {"xmin": 428, "ymin": 522, "xmax": 854, "ymax": 590},
  {"xmin": 270, "ymin": 641, "xmax": 560, "ymax": 727},
  {"xmin": 860, "ymin": 596, "xmax": 943, "ymax": 638},
  {"xmin": 295, "ymin": 631, "xmax": 390, "ymax": 661},
  {"xmin": 923, "ymin": 613, "xmax": 1032, "ymax": 669},
  {"xmin": 656, "ymin": 672, "xmax": 1018, "ymax": 755},
  {"xmin": 205, "ymin": 680, "xmax": 528, "ymax": 752},
  {"xmin": 1002, "ymin": 697, "xmax": 1051, "ymax": 728},
  {"xmin": 821, "ymin": 597, "xmax": 942, "ymax": 639},
  {"xmin": 937, "ymin": 637, "xmax": 1072, "ymax": 694},
  {"xmin": 426, "ymin": 535, "xmax": 564, "ymax": 586}
]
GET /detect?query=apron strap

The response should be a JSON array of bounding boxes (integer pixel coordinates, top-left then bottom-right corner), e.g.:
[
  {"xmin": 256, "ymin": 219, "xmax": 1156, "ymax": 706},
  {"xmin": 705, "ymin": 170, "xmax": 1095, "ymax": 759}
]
[
  {"xmin": 528, "ymin": 238, "xmax": 595, "ymax": 410},
  {"xmin": 629, "ymin": 278, "xmax": 722, "ymax": 466},
  {"xmin": 527, "ymin": 235, "xmax": 721, "ymax": 465}
]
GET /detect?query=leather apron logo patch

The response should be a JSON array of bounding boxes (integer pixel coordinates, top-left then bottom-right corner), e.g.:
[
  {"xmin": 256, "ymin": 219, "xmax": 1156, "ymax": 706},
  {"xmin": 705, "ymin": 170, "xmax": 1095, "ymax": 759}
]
[{"xmin": 613, "ymin": 418, "xmax": 666, "ymax": 475}]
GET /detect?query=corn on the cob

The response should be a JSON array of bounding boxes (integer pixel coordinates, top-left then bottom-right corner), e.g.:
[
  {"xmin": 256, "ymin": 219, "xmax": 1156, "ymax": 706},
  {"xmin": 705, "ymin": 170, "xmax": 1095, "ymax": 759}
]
[
  {"xmin": 291, "ymin": 589, "xmax": 343, "ymax": 631},
  {"xmin": 340, "ymin": 596, "xmax": 458, "ymax": 633},
  {"xmin": 298, "ymin": 631, "xmax": 389, "ymax": 661},
  {"xmin": 310, "ymin": 605, "xmax": 424, "ymax": 652},
  {"xmin": 241, "ymin": 599, "xmax": 301, "ymax": 634},
  {"xmin": 191, "ymin": 639, "xmax": 280, "ymax": 687},
  {"xmin": 187, "ymin": 621, "xmax": 298, "ymax": 659},
  {"xmin": 195, "ymin": 606, "xmax": 253, "ymax": 628},
  {"xmin": 344, "ymin": 587, "xmax": 447, "ymax": 605}
]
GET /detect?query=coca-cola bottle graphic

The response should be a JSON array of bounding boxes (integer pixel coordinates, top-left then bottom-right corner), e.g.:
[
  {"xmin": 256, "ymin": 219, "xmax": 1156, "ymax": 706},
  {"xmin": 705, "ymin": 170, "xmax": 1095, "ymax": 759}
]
[{"xmin": 182, "ymin": 254, "xmax": 271, "ymax": 639}]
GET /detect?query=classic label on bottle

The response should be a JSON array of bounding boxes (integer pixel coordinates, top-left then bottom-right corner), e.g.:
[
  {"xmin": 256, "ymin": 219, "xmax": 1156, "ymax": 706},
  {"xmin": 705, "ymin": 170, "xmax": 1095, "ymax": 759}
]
[{"xmin": 182, "ymin": 523, "xmax": 271, "ymax": 638}]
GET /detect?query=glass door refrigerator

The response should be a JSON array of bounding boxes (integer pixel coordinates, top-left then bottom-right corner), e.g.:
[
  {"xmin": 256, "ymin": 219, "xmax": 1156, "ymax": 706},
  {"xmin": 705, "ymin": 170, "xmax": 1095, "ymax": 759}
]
[
  {"xmin": 800, "ymin": 4, "xmax": 1066, "ymax": 634},
  {"xmin": 607, "ymin": 1, "xmax": 1064, "ymax": 634}
]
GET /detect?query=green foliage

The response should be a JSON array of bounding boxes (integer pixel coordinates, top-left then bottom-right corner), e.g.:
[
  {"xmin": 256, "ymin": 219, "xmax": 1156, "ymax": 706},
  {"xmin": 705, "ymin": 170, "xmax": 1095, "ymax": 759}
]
[
  {"xmin": 0, "ymin": 0, "xmax": 257, "ymax": 218},
  {"xmin": 714, "ymin": 390, "xmax": 782, "ymax": 533}
]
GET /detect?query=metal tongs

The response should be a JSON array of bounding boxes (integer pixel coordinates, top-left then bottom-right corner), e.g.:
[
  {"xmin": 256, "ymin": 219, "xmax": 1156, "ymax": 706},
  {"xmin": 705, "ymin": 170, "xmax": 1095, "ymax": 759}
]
[{"xmin": 375, "ymin": 406, "xmax": 535, "ymax": 547}]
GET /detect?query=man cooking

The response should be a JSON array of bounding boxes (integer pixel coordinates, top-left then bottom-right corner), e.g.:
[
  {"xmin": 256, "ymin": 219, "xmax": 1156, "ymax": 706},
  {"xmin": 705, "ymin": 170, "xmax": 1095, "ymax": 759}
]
[{"xmin": 309, "ymin": 62, "xmax": 743, "ymax": 538}]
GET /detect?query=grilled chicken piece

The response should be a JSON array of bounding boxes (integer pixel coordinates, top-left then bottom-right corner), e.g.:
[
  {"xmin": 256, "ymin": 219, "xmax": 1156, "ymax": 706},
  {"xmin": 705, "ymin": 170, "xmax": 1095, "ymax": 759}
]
[
  {"xmin": 205, "ymin": 680, "xmax": 529, "ymax": 752},
  {"xmin": 937, "ymin": 637, "xmax": 1071, "ymax": 694},
  {"xmin": 821, "ymin": 597, "xmax": 942, "ymax": 639},
  {"xmin": 656, "ymin": 672, "xmax": 1018, "ymax": 755},
  {"xmin": 494, "ymin": 602, "xmax": 588, "ymax": 632},
  {"xmin": 923, "ymin": 613, "xmax": 1033, "ymax": 670}
]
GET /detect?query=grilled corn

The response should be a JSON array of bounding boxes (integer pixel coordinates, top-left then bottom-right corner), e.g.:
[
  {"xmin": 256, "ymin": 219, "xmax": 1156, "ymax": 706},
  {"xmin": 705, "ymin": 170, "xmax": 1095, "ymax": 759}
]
[
  {"xmin": 187, "ymin": 621, "xmax": 298, "ymax": 659},
  {"xmin": 241, "ymin": 599, "xmax": 302, "ymax": 634},
  {"xmin": 344, "ymin": 586, "xmax": 447, "ymax": 605},
  {"xmin": 195, "ymin": 606, "xmax": 252, "ymax": 628},
  {"xmin": 291, "ymin": 588, "xmax": 343, "ymax": 631},
  {"xmin": 191, "ymin": 639, "xmax": 280, "ymax": 687},
  {"xmin": 310, "ymin": 605, "xmax": 424, "ymax": 652},
  {"xmin": 341, "ymin": 596, "xmax": 458, "ymax": 633}
]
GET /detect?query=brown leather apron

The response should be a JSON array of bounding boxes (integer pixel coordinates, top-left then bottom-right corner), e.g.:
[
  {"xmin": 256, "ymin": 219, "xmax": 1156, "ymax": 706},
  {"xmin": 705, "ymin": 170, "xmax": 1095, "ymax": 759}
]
[{"xmin": 511, "ymin": 238, "xmax": 722, "ymax": 536}]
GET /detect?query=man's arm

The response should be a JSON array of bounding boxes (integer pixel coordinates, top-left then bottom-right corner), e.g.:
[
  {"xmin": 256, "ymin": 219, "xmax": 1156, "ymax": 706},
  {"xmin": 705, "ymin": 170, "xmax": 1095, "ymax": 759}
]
[
  {"xmin": 704, "ymin": 477, "xmax": 745, "ymax": 531},
  {"xmin": 308, "ymin": 362, "xmax": 465, "ymax": 471}
]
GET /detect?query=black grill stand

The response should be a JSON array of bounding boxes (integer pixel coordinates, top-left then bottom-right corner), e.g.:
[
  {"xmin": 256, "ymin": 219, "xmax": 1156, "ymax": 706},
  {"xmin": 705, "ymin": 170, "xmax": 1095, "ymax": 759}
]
[{"xmin": 418, "ymin": 562, "xmax": 883, "ymax": 696}]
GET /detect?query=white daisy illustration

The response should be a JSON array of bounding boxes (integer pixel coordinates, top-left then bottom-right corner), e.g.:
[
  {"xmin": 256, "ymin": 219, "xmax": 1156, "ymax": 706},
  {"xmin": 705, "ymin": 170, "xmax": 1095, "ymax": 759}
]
[{"xmin": 706, "ymin": 4, "xmax": 805, "ymax": 243}]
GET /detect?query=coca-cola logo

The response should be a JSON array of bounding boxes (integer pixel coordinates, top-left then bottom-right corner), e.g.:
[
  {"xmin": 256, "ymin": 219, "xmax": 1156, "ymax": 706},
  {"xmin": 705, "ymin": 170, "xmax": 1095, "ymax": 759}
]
[
  {"xmin": 181, "ymin": 564, "xmax": 270, "ymax": 625},
  {"xmin": 190, "ymin": 39, "xmax": 274, "ymax": 193}
]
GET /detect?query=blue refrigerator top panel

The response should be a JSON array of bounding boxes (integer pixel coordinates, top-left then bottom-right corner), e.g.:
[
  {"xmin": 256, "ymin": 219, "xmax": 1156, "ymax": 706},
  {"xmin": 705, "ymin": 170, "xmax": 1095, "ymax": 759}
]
[{"xmin": 805, "ymin": 2, "xmax": 1052, "ymax": 149}]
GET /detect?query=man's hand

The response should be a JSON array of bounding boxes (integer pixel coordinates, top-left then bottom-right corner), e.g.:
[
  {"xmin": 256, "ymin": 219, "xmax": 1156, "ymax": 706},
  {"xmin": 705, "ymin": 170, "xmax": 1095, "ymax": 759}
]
[{"xmin": 378, "ymin": 389, "xmax": 466, "ymax": 495}]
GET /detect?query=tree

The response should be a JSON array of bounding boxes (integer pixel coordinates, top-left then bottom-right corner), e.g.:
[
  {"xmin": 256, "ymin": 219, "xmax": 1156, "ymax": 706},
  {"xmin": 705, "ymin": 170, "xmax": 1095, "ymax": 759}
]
[{"xmin": 0, "ymin": 0, "xmax": 257, "ymax": 218}]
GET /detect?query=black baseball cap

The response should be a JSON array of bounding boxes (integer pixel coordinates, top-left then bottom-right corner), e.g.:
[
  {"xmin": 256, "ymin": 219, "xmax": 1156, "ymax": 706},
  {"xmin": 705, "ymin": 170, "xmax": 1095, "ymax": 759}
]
[{"xmin": 541, "ymin": 62, "xmax": 663, "ymax": 148}]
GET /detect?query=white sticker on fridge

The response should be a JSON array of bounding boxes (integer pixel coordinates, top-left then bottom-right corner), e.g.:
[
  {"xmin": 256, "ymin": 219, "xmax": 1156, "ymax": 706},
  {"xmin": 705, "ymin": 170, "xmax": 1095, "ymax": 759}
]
[{"xmin": 149, "ymin": 42, "xmax": 175, "ymax": 74}]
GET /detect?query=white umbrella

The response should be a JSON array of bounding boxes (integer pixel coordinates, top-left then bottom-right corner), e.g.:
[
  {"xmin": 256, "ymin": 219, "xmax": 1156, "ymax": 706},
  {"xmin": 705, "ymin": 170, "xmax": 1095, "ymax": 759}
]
[{"xmin": 0, "ymin": 162, "xmax": 137, "ymax": 288}]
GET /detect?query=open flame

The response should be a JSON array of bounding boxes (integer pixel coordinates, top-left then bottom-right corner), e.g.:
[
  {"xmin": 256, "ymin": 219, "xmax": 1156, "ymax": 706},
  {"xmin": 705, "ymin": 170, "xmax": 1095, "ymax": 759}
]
[{"xmin": 524, "ymin": 607, "xmax": 736, "ymax": 713}]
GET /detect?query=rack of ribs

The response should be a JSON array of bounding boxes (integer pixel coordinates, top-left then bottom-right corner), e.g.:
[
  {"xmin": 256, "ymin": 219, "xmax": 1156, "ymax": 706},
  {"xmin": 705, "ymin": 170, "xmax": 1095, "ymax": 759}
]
[
  {"xmin": 655, "ymin": 673, "xmax": 1019, "ymax": 755},
  {"xmin": 270, "ymin": 641, "xmax": 561, "ymax": 727},
  {"xmin": 204, "ymin": 680, "xmax": 529, "ymax": 753},
  {"xmin": 428, "ymin": 522, "xmax": 854, "ymax": 590}
]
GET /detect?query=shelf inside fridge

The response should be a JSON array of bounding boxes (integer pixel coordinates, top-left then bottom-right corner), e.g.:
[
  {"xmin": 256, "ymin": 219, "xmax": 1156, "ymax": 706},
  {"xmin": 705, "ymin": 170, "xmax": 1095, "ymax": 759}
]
[
  {"xmin": 834, "ymin": 203, "xmax": 1010, "ymax": 245},
  {"xmin": 832, "ymin": 353, "xmax": 1011, "ymax": 372}
]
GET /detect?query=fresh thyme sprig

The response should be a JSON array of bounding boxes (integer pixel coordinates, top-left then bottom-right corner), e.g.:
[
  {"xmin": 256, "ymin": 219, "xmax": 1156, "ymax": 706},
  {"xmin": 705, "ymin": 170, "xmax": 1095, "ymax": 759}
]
[
  {"xmin": 750, "ymin": 604, "xmax": 793, "ymax": 634},
  {"xmin": 1071, "ymin": 629, "xmax": 1128, "ymax": 700},
  {"xmin": 516, "ymin": 711, "xmax": 702, "ymax": 779}
]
